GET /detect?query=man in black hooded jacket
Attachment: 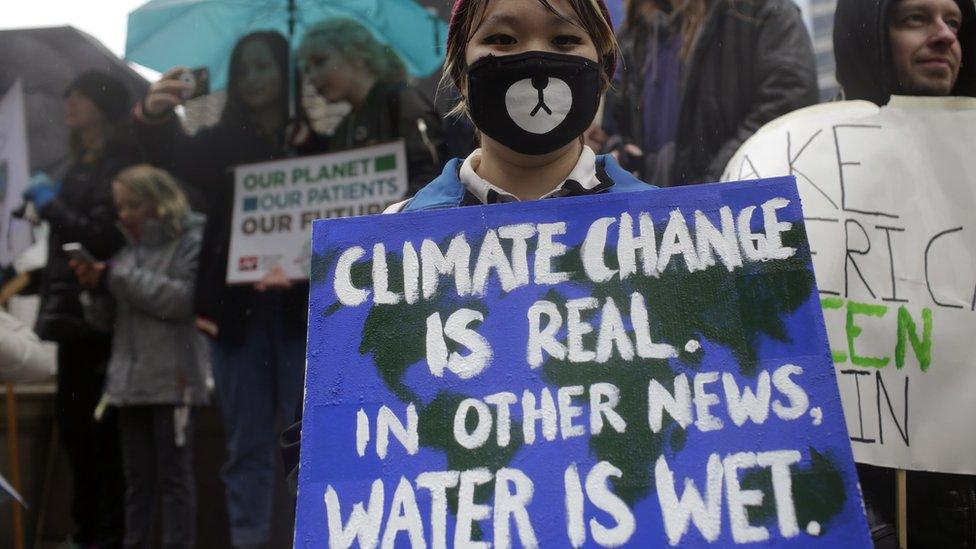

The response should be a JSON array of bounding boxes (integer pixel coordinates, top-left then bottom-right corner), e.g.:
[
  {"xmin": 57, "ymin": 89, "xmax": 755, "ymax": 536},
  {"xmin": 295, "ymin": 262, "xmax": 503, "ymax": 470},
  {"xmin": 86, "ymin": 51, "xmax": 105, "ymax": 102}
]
[
  {"xmin": 833, "ymin": 1, "xmax": 976, "ymax": 547},
  {"xmin": 834, "ymin": 0, "xmax": 976, "ymax": 104}
]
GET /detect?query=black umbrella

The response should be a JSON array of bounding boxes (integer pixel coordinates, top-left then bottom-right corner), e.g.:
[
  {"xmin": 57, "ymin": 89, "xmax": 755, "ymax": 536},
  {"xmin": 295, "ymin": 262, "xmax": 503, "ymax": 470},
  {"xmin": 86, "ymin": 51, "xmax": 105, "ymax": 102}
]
[{"xmin": 0, "ymin": 26, "xmax": 149, "ymax": 178}]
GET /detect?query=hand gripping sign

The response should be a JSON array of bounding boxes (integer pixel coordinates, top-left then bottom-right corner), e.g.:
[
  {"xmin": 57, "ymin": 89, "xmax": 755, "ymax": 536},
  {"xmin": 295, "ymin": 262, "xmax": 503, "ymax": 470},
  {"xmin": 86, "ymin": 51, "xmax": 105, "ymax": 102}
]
[
  {"xmin": 724, "ymin": 97, "xmax": 976, "ymax": 475},
  {"xmin": 297, "ymin": 178, "xmax": 870, "ymax": 548}
]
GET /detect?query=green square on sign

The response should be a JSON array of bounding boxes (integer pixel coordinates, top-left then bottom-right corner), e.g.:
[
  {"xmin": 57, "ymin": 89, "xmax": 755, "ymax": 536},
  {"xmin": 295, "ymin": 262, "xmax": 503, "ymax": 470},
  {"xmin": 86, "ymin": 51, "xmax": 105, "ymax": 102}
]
[{"xmin": 374, "ymin": 154, "xmax": 397, "ymax": 172}]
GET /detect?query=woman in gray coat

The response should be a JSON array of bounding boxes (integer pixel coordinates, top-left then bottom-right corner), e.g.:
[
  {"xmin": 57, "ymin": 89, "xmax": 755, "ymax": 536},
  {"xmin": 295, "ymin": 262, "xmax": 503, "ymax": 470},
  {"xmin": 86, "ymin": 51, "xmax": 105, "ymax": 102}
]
[{"xmin": 73, "ymin": 164, "xmax": 208, "ymax": 549}]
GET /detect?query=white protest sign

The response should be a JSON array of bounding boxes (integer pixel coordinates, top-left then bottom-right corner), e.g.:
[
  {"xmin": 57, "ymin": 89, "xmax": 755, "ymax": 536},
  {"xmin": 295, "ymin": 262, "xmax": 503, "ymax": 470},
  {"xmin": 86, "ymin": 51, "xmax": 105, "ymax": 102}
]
[
  {"xmin": 0, "ymin": 80, "xmax": 33, "ymax": 267},
  {"xmin": 227, "ymin": 141, "xmax": 407, "ymax": 284},
  {"xmin": 724, "ymin": 97, "xmax": 976, "ymax": 475}
]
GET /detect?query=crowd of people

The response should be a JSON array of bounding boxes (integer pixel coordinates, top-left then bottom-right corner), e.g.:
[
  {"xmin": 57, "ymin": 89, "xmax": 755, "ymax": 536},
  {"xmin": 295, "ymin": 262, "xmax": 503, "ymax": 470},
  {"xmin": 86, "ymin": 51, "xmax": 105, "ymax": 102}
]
[{"xmin": 1, "ymin": 0, "xmax": 973, "ymax": 547}]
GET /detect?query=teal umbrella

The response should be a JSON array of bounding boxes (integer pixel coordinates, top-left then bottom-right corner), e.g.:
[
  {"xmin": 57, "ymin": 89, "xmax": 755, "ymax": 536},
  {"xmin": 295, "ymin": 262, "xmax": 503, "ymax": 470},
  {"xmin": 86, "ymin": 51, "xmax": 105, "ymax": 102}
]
[{"xmin": 125, "ymin": 0, "xmax": 448, "ymax": 92}]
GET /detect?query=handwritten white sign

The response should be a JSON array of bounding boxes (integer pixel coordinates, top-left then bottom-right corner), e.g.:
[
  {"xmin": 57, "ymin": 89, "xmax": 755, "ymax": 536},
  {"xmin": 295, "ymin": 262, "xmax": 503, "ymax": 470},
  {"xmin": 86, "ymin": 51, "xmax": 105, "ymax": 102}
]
[
  {"xmin": 725, "ymin": 97, "xmax": 976, "ymax": 475},
  {"xmin": 227, "ymin": 141, "xmax": 407, "ymax": 284}
]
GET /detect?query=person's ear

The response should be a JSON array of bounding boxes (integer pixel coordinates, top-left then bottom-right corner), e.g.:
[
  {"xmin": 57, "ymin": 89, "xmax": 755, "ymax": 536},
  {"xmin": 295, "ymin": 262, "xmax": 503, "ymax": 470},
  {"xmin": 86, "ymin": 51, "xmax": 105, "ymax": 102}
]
[{"xmin": 598, "ymin": 71, "xmax": 611, "ymax": 95}]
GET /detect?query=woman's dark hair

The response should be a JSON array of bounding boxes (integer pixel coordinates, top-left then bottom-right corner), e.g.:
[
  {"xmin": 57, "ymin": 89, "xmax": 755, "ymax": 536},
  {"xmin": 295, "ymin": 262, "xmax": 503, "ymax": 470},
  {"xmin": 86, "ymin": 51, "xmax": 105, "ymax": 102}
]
[
  {"xmin": 623, "ymin": 0, "xmax": 708, "ymax": 59},
  {"xmin": 65, "ymin": 71, "xmax": 137, "ymax": 165},
  {"xmin": 220, "ymin": 30, "xmax": 296, "ymax": 130}
]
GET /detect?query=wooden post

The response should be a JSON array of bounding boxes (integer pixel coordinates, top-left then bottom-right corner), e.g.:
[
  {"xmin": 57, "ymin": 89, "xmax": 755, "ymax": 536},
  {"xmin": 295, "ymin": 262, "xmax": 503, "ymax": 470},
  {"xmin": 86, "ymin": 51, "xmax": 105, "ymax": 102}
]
[
  {"xmin": 897, "ymin": 468, "xmax": 908, "ymax": 549},
  {"xmin": 5, "ymin": 383, "xmax": 25, "ymax": 549},
  {"xmin": 33, "ymin": 421, "xmax": 59, "ymax": 549}
]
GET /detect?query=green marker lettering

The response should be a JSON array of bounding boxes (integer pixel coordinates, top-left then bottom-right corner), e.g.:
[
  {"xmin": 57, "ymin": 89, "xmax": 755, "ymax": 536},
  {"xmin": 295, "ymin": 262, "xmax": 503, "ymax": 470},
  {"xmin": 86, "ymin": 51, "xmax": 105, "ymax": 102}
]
[
  {"xmin": 896, "ymin": 306, "xmax": 933, "ymax": 372},
  {"xmin": 821, "ymin": 297, "xmax": 848, "ymax": 363},
  {"xmin": 846, "ymin": 301, "xmax": 889, "ymax": 368}
]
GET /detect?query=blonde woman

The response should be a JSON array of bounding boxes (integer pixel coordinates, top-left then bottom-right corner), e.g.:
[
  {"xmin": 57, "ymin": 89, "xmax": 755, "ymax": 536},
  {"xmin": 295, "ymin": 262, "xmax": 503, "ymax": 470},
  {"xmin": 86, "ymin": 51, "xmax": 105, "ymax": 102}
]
[
  {"xmin": 299, "ymin": 18, "xmax": 446, "ymax": 194},
  {"xmin": 71, "ymin": 164, "xmax": 209, "ymax": 549}
]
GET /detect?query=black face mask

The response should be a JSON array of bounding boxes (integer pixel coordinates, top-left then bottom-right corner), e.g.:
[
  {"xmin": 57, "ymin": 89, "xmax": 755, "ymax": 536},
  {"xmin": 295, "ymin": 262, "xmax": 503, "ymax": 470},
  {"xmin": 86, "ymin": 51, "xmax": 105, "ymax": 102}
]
[{"xmin": 466, "ymin": 51, "xmax": 602, "ymax": 156}]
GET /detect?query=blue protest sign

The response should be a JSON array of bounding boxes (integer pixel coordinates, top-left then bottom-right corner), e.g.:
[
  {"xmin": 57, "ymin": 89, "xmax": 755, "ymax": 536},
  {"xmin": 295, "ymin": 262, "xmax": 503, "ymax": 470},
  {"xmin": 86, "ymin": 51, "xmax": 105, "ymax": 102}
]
[{"xmin": 297, "ymin": 177, "xmax": 870, "ymax": 548}]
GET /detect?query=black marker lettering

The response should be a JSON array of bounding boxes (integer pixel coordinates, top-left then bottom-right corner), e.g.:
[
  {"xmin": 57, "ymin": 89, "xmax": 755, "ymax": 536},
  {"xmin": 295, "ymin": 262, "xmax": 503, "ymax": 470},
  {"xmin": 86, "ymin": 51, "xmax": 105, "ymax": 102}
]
[
  {"xmin": 876, "ymin": 372, "xmax": 909, "ymax": 446},
  {"xmin": 924, "ymin": 227, "xmax": 965, "ymax": 309},
  {"xmin": 845, "ymin": 219, "xmax": 876, "ymax": 299},
  {"xmin": 789, "ymin": 129, "xmax": 837, "ymax": 209},
  {"xmin": 876, "ymin": 226, "xmax": 908, "ymax": 303},
  {"xmin": 841, "ymin": 369, "xmax": 875, "ymax": 444}
]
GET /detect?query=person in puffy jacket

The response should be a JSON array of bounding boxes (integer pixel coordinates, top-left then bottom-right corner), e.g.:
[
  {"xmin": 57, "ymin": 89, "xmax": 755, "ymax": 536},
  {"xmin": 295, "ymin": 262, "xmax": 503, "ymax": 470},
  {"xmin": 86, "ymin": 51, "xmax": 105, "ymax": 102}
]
[{"xmin": 73, "ymin": 164, "xmax": 209, "ymax": 549}]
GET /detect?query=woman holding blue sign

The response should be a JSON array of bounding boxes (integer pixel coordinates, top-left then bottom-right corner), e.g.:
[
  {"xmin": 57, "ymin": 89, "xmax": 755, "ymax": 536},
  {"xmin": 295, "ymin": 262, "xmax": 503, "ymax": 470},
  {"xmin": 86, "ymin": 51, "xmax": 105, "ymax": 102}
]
[
  {"xmin": 133, "ymin": 31, "xmax": 312, "ymax": 548},
  {"xmin": 392, "ymin": 0, "xmax": 650, "ymax": 213}
]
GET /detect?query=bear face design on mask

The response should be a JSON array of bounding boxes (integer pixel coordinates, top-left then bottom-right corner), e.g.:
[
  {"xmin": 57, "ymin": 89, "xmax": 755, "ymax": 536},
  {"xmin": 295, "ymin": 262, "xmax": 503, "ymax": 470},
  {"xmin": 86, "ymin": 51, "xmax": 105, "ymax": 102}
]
[
  {"xmin": 504, "ymin": 75, "xmax": 573, "ymax": 134},
  {"xmin": 466, "ymin": 51, "xmax": 602, "ymax": 155}
]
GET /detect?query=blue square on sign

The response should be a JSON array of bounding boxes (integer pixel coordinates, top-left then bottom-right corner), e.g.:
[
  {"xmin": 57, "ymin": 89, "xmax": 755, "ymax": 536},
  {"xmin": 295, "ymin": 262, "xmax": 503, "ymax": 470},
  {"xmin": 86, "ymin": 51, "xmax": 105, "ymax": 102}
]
[{"xmin": 243, "ymin": 197, "xmax": 258, "ymax": 212}]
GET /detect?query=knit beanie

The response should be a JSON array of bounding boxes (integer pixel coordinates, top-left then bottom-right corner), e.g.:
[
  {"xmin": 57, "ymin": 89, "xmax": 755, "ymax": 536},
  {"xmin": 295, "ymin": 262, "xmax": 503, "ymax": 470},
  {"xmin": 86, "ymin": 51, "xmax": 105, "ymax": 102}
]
[
  {"xmin": 447, "ymin": 0, "xmax": 617, "ymax": 80},
  {"xmin": 65, "ymin": 70, "xmax": 132, "ymax": 123}
]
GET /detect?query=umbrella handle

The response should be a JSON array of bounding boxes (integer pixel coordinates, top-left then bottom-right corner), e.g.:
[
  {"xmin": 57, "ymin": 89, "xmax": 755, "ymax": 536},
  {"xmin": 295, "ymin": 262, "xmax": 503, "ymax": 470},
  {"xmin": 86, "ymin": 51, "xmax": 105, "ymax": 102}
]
[{"xmin": 288, "ymin": 0, "xmax": 298, "ymax": 121}]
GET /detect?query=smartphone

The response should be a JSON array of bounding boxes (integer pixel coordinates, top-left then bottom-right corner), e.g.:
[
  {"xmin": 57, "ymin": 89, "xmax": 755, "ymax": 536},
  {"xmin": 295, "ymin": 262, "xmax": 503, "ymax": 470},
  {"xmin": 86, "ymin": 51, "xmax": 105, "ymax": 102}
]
[
  {"xmin": 62, "ymin": 242, "xmax": 96, "ymax": 263},
  {"xmin": 180, "ymin": 66, "xmax": 211, "ymax": 101}
]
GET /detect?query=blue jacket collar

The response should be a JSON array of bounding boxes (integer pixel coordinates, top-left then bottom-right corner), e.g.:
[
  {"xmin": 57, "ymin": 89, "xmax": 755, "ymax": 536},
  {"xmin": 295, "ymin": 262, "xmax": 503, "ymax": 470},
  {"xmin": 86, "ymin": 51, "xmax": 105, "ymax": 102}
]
[{"xmin": 404, "ymin": 154, "xmax": 651, "ymax": 212}]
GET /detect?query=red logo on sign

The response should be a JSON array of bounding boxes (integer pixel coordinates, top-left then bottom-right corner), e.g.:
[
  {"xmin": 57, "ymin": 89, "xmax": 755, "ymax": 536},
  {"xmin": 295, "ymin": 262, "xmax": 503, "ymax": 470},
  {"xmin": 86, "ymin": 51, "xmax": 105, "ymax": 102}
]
[{"xmin": 239, "ymin": 256, "xmax": 259, "ymax": 272}]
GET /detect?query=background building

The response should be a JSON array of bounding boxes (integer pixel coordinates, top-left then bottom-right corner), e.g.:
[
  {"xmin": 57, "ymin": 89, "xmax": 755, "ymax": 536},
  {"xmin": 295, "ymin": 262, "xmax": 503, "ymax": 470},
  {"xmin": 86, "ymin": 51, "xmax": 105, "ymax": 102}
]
[{"xmin": 795, "ymin": 0, "xmax": 840, "ymax": 100}]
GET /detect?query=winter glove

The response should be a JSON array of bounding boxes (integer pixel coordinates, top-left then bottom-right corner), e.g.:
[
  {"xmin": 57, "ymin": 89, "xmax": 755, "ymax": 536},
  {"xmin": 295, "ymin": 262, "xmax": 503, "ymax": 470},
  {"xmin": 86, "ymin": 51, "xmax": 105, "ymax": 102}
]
[{"xmin": 23, "ymin": 172, "xmax": 60, "ymax": 210}]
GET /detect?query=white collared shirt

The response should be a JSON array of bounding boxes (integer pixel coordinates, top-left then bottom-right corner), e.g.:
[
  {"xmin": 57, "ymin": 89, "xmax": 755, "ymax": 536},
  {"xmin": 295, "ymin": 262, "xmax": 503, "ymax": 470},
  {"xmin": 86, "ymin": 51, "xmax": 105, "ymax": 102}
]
[{"xmin": 458, "ymin": 146, "xmax": 604, "ymax": 204}]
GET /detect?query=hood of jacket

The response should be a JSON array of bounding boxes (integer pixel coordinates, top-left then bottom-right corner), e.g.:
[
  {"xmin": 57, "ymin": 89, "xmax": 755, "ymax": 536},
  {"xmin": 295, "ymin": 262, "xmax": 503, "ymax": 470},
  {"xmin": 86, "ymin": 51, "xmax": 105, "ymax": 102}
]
[{"xmin": 834, "ymin": 0, "xmax": 976, "ymax": 105}]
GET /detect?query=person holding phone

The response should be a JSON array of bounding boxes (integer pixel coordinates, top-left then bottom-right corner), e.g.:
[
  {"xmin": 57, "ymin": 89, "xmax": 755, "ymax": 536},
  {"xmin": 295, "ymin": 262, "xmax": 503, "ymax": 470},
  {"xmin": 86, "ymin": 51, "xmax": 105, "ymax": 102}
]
[
  {"xmin": 132, "ymin": 31, "xmax": 313, "ymax": 548},
  {"xmin": 71, "ymin": 164, "xmax": 209, "ymax": 549},
  {"xmin": 180, "ymin": 67, "xmax": 211, "ymax": 101},
  {"xmin": 25, "ymin": 70, "xmax": 138, "ymax": 548}
]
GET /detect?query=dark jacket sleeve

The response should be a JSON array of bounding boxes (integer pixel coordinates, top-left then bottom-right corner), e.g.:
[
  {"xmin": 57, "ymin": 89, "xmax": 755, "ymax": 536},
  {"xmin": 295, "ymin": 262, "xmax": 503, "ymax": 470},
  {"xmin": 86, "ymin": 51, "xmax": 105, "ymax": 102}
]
[
  {"xmin": 705, "ymin": 2, "xmax": 819, "ymax": 180},
  {"xmin": 133, "ymin": 112, "xmax": 226, "ymax": 189},
  {"xmin": 396, "ymin": 86, "xmax": 446, "ymax": 195},
  {"xmin": 39, "ymin": 156, "xmax": 130, "ymax": 260}
]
